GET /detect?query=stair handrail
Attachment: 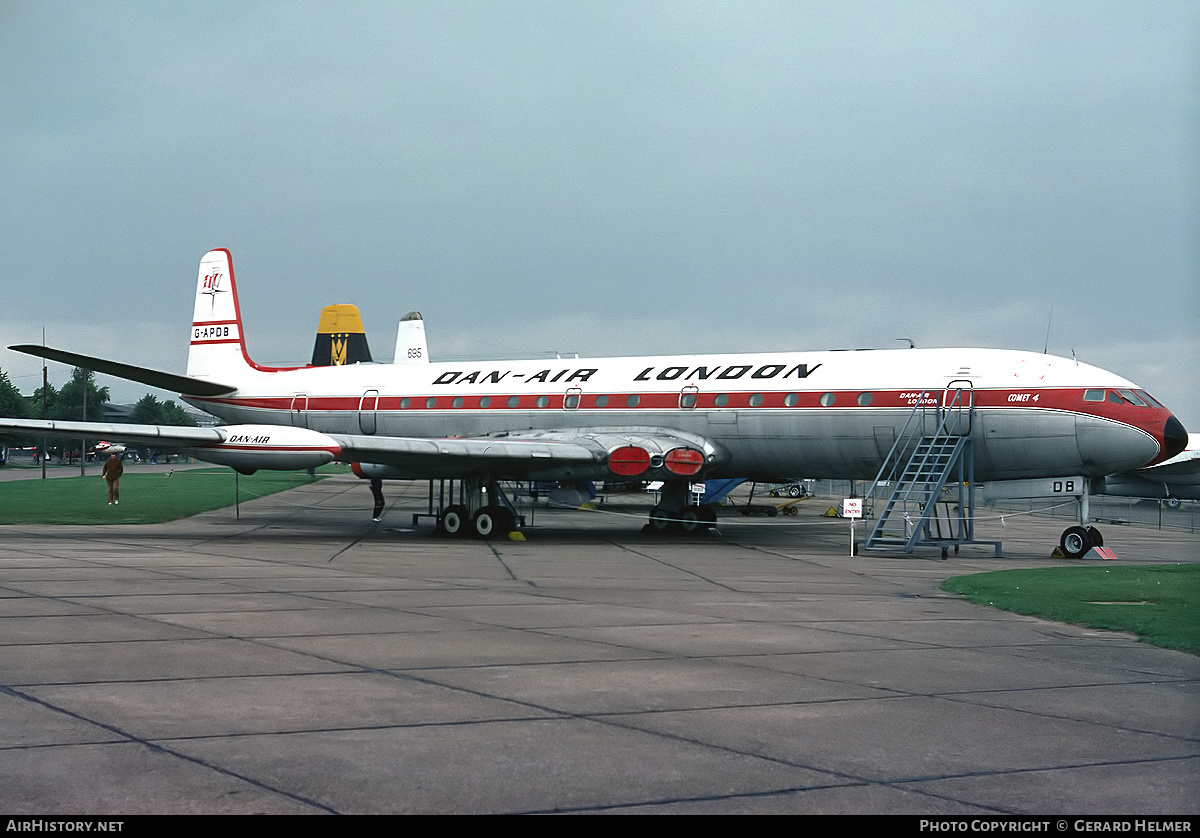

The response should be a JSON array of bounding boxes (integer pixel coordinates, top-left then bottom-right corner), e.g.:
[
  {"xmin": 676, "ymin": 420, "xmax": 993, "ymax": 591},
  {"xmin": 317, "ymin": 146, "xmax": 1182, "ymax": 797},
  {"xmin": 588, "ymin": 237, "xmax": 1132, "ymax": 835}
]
[{"xmin": 862, "ymin": 389, "xmax": 936, "ymax": 519}]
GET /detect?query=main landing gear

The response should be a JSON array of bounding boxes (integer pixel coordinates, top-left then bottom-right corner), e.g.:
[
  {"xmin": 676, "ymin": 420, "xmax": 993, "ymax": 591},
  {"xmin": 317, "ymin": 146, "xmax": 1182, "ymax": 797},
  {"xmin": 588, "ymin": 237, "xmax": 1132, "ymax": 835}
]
[
  {"xmin": 647, "ymin": 503, "xmax": 718, "ymax": 533},
  {"xmin": 1059, "ymin": 524, "xmax": 1103, "ymax": 559},
  {"xmin": 437, "ymin": 478, "xmax": 520, "ymax": 540},
  {"xmin": 646, "ymin": 481, "xmax": 718, "ymax": 535}
]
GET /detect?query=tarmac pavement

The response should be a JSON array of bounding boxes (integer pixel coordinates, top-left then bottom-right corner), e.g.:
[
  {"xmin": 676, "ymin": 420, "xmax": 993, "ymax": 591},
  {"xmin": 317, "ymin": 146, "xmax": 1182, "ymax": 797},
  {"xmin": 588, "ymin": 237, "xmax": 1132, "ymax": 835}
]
[{"xmin": 0, "ymin": 475, "xmax": 1196, "ymax": 814}]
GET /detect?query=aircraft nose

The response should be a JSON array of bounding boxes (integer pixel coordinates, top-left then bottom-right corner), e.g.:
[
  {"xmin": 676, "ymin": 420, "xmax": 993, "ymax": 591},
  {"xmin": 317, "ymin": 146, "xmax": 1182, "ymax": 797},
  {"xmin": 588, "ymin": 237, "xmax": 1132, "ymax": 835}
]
[
  {"xmin": 1162, "ymin": 414, "xmax": 1188, "ymax": 461},
  {"xmin": 1076, "ymin": 416, "xmax": 1161, "ymax": 474}
]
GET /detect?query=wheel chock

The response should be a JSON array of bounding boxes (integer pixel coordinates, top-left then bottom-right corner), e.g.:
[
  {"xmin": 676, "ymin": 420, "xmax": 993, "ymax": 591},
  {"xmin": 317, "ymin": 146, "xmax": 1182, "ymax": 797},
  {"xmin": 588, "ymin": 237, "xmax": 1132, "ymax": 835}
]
[{"xmin": 507, "ymin": 531, "xmax": 527, "ymax": 542}]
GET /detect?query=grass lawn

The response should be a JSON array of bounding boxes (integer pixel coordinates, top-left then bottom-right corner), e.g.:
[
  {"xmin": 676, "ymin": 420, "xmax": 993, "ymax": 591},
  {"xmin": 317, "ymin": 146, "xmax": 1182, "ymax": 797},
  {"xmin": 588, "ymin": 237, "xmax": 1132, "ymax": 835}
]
[
  {"xmin": 0, "ymin": 467, "xmax": 332, "ymax": 525},
  {"xmin": 942, "ymin": 564, "xmax": 1200, "ymax": 655}
]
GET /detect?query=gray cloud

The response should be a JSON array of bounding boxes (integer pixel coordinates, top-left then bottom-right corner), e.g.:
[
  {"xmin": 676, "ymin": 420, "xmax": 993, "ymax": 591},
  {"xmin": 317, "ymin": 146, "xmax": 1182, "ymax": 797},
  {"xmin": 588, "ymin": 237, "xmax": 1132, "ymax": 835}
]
[{"xmin": 1, "ymin": 1, "xmax": 1196, "ymax": 425}]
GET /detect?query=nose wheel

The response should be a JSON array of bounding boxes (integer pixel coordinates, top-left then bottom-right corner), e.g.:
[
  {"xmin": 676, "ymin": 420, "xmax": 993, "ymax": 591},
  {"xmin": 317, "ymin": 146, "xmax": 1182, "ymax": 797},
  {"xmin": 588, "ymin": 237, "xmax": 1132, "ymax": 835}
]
[{"xmin": 1060, "ymin": 525, "xmax": 1103, "ymax": 559}]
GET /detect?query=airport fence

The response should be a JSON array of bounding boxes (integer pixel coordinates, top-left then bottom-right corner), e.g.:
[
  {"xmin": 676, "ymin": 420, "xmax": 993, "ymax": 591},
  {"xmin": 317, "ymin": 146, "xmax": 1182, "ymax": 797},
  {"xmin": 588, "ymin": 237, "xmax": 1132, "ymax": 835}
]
[
  {"xmin": 800, "ymin": 480, "xmax": 1198, "ymax": 534},
  {"xmin": 987, "ymin": 494, "xmax": 1198, "ymax": 535}
]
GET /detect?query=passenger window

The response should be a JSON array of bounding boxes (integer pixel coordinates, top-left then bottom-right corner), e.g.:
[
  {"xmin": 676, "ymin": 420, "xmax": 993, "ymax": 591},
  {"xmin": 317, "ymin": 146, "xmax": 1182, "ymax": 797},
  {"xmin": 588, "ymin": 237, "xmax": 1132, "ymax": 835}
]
[{"xmin": 820, "ymin": 393, "xmax": 835, "ymax": 407}]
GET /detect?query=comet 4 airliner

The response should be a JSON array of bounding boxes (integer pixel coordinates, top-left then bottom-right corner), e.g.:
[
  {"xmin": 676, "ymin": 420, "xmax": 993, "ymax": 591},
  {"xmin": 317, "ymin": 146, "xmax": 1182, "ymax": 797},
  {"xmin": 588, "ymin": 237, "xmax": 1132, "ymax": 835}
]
[{"xmin": 3, "ymin": 249, "xmax": 1187, "ymax": 553}]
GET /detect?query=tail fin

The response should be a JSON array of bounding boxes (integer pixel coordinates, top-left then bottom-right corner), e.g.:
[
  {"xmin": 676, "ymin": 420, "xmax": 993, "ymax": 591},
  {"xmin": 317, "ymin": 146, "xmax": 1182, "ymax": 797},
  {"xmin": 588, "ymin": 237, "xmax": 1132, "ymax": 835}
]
[
  {"xmin": 311, "ymin": 304, "xmax": 372, "ymax": 366},
  {"xmin": 394, "ymin": 311, "xmax": 429, "ymax": 364},
  {"xmin": 187, "ymin": 248, "xmax": 256, "ymax": 380}
]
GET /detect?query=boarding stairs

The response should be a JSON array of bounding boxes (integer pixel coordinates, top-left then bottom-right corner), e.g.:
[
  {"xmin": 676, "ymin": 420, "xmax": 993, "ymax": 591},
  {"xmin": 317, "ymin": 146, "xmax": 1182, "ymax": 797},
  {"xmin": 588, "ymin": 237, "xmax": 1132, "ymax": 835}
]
[{"xmin": 862, "ymin": 387, "xmax": 1000, "ymax": 557}]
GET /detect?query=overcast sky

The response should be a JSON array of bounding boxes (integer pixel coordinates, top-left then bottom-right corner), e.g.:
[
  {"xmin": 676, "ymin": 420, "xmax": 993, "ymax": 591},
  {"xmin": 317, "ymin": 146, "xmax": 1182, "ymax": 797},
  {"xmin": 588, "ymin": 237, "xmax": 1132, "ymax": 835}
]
[{"xmin": 1, "ymin": 2, "xmax": 1197, "ymax": 428}]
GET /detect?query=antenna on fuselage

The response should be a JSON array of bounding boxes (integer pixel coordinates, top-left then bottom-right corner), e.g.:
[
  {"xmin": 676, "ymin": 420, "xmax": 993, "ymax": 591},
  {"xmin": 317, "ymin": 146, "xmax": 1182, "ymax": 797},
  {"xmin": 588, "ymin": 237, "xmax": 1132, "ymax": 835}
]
[
  {"xmin": 897, "ymin": 338, "xmax": 914, "ymax": 349},
  {"xmin": 1043, "ymin": 307, "xmax": 1054, "ymax": 354}
]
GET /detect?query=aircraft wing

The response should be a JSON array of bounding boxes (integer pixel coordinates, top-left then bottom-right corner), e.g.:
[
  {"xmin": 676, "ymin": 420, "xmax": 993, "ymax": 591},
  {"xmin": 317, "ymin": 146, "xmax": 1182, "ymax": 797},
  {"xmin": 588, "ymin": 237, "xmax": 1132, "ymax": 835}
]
[
  {"xmin": 0, "ymin": 418, "xmax": 223, "ymax": 448},
  {"xmin": 8, "ymin": 344, "xmax": 237, "ymax": 397},
  {"xmin": 1, "ymin": 417, "xmax": 725, "ymax": 480},
  {"xmin": 331, "ymin": 428, "xmax": 727, "ymax": 480},
  {"xmin": 1137, "ymin": 454, "xmax": 1200, "ymax": 479}
]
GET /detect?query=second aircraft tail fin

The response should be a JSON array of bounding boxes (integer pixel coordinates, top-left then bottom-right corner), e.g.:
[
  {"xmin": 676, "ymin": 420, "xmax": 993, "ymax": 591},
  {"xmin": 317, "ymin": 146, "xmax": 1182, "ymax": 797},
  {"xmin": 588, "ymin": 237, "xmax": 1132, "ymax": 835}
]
[{"xmin": 310, "ymin": 304, "xmax": 373, "ymax": 366}]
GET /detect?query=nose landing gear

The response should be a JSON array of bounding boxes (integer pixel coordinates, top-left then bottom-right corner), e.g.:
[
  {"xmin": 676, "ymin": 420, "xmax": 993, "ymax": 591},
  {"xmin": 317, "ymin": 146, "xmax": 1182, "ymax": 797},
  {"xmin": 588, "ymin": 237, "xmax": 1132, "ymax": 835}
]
[{"xmin": 1059, "ymin": 524, "xmax": 1104, "ymax": 559}]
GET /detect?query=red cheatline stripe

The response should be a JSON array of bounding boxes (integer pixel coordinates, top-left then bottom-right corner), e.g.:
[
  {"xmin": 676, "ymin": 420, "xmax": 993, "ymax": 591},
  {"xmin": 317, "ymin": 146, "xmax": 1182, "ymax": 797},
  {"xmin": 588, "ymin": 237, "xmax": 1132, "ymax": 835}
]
[
  {"xmin": 187, "ymin": 388, "xmax": 1165, "ymax": 427},
  {"xmin": 204, "ymin": 445, "xmax": 341, "ymax": 454}
]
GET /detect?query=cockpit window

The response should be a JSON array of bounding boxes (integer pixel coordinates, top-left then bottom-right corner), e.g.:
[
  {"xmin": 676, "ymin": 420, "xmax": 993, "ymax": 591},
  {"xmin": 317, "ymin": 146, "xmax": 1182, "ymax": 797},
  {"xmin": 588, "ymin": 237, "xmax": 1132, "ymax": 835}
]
[
  {"xmin": 1107, "ymin": 389, "xmax": 1148, "ymax": 407},
  {"xmin": 1083, "ymin": 389, "xmax": 1105, "ymax": 402},
  {"xmin": 1136, "ymin": 390, "xmax": 1164, "ymax": 408}
]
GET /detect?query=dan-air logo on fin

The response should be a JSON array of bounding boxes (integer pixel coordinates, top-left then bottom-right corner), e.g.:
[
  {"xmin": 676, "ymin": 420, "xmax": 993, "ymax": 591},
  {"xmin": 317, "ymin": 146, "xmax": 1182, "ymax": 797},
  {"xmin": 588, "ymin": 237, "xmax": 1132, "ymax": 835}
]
[{"xmin": 200, "ymin": 271, "xmax": 226, "ymax": 314}]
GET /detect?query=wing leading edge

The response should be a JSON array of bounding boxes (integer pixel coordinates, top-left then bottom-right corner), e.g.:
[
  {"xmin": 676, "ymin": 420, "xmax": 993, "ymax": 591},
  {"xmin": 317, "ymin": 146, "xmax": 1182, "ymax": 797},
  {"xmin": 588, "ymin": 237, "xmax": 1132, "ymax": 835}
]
[
  {"xmin": 0, "ymin": 418, "xmax": 223, "ymax": 448},
  {"xmin": 0, "ymin": 417, "xmax": 725, "ymax": 482}
]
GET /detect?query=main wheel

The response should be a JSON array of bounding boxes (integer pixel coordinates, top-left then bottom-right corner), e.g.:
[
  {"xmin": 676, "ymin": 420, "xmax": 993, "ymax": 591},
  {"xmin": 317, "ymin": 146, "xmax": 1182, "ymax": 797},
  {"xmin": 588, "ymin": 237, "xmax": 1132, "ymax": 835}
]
[
  {"xmin": 471, "ymin": 505, "xmax": 514, "ymax": 539},
  {"xmin": 441, "ymin": 504, "xmax": 469, "ymax": 537},
  {"xmin": 1084, "ymin": 525, "xmax": 1103, "ymax": 548},
  {"xmin": 471, "ymin": 507, "xmax": 498, "ymax": 539},
  {"xmin": 648, "ymin": 505, "xmax": 672, "ymax": 532},
  {"xmin": 699, "ymin": 505, "xmax": 718, "ymax": 529},
  {"xmin": 1060, "ymin": 525, "xmax": 1092, "ymax": 559},
  {"xmin": 679, "ymin": 506, "xmax": 701, "ymax": 533}
]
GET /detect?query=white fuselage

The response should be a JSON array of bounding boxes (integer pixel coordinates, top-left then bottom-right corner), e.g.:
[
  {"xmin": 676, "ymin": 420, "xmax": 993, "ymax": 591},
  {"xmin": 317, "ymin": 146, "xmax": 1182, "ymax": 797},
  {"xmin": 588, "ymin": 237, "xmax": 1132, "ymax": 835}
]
[{"xmin": 185, "ymin": 346, "xmax": 1167, "ymax": 482}]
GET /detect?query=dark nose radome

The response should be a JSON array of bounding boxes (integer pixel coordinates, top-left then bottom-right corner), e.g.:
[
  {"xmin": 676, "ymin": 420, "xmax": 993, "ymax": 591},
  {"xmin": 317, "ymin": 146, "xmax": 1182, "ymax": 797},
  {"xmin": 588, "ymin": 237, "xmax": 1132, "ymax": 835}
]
[{"xmin": 1163, "ymin": 415, "xmax": 1188, "ymax": 460}]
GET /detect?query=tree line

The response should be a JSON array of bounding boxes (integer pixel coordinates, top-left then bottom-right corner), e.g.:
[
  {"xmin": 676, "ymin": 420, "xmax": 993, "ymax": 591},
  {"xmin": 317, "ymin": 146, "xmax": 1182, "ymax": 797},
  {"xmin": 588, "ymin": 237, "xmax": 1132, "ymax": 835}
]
[{"xmin": 0, "ymin": 366, "xmax": 198, "ymax": 453}]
